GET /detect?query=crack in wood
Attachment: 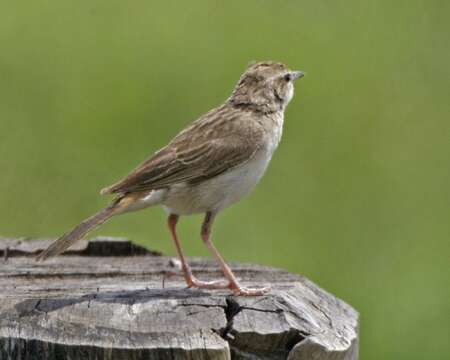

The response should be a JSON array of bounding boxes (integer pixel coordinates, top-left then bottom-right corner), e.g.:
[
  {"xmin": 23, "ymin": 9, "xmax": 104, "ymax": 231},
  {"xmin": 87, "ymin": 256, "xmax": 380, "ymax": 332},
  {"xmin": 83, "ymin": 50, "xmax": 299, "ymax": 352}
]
[{"xmin": 0, "ymin": 237, "xmax": 359, "ymax": 359}]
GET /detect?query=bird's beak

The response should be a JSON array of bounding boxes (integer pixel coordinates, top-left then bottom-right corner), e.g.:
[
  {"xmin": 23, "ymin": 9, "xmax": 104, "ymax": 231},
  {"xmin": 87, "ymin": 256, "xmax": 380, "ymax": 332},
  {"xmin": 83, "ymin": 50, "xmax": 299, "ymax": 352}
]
[{"xmin": 291, "ymin": 71, "xmax": 305, "ymax": 80}]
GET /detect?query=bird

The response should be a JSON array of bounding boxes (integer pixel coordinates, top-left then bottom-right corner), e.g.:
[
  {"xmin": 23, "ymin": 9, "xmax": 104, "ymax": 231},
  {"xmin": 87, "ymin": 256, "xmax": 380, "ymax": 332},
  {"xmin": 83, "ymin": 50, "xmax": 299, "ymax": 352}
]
[{"xmin": 36, "ymin": 61, "xmax": 304, "ymax": 296}]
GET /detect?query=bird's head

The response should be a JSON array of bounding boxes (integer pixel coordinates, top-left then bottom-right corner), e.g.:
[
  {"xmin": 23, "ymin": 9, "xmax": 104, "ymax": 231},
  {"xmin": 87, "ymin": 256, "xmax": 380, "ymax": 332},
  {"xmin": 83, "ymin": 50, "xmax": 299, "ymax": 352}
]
[{"xmin": 229, "ymin": 61, "xmax": 304, "ymax": 113}]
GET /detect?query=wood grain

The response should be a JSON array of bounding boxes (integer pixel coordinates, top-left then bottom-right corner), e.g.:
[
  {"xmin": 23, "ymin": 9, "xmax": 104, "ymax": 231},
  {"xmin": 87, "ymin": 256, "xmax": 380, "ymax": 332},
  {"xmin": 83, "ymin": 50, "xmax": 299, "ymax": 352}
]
[{"xmin": 0, "ymin": 237, "xmax": 359, "ymax": 359}]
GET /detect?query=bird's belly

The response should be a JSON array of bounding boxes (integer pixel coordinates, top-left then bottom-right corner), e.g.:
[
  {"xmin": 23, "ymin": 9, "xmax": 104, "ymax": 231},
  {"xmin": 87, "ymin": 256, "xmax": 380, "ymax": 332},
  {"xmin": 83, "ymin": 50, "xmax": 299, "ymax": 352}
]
[{"xmin": 162, "ymin": 148, "xmax": 274, "ymax": 215}]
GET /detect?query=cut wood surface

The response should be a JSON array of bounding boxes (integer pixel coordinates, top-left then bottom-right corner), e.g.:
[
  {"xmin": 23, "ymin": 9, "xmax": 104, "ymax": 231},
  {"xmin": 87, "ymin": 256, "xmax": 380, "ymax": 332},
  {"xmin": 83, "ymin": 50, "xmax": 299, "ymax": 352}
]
[{"xmin": 0, "ymin": 237, "xmax": 359, "ymax": 359}]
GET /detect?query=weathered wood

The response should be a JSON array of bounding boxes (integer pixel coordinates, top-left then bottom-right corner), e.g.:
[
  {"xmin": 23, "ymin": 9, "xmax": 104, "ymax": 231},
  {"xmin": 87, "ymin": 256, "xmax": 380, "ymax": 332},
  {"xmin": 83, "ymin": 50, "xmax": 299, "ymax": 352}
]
[
  {"xmin": 0, "ymin": 236, "xmax": 160, "ymax": 258},
  {"xmin": 0, "ymin": 237, "xmax": 359, "ymax": 359}
]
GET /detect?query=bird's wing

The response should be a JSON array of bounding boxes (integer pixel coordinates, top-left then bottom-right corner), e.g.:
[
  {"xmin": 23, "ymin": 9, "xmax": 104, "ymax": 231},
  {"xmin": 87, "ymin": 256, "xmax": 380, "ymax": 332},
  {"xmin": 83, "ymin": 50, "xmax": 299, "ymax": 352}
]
[{"xmin": 101, "ymin": 109, "xmax": 264, "ymax": 195}]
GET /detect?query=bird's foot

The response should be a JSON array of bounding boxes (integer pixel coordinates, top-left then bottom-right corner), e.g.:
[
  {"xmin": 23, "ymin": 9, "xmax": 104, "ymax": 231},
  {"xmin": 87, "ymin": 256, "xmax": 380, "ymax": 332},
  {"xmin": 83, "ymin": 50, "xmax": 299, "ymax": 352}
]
[
  {"xmin": 185, "ymin": 276, "xmax": 229, "ymax": 290},
  {"xmin": 229, "ymin": 283, "xmax": 271, "ymax": 296}
]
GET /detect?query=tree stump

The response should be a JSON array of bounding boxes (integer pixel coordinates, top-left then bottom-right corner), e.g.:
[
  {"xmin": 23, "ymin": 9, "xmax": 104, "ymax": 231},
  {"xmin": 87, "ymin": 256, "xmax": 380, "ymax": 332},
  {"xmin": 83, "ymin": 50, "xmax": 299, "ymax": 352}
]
[{"xmin": 0, "ymin": 237, "xmax": 359, "ymax": 359}]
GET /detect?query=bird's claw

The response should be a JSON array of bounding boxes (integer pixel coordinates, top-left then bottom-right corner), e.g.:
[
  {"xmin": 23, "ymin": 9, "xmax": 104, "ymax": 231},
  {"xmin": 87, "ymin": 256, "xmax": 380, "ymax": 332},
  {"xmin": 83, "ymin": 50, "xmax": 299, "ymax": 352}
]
[
  {"xmin": 229, "ymin": 284, "xmax": 271, "ymax": 296},
  {"xmin": 186, "ymin": 276, "xmax": 230, "ymax": 289}
]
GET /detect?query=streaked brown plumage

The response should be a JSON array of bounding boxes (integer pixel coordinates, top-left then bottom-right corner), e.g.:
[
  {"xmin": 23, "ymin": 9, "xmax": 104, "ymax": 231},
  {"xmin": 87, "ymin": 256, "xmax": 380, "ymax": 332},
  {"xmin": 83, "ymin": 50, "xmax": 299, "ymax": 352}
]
[
  {"xmin": 37, "ymin": 61, "xmax": 304, "ymax": 296},
  {"xmin": 100, "ymin": 106, "xmax": 265, "ymax": 194}
]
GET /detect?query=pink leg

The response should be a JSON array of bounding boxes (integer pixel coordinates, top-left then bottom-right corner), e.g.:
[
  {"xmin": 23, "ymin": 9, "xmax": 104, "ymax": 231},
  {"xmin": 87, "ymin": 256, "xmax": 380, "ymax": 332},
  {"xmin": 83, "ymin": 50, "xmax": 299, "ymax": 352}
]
[
  {"xmin": 167, "ymin": 214, "xmax": 228, "ymax": 289},
  {"xmin": 201, "ymin": 212, "xmax": 271, "ymax": 296}
]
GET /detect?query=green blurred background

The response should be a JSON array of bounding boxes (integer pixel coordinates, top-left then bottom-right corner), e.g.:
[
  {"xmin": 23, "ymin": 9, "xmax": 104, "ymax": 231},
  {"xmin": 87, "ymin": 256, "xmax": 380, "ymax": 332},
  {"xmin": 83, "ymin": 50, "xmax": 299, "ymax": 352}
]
[{"xmin": 1, "ymin": 1, "xmax": 449, "ymax": 358}]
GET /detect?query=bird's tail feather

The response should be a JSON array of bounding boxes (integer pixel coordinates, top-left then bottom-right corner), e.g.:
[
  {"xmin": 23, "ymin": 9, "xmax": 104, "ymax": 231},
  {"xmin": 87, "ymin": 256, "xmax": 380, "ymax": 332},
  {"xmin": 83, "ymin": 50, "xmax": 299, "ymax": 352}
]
[{"xmin": 36, "ymin": 201, "xmax": 121, "ymax": 262}]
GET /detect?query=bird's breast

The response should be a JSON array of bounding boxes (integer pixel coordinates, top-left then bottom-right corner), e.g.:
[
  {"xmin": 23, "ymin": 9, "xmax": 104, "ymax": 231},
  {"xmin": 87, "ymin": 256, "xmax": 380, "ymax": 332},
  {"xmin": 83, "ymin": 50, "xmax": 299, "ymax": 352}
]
[
  {"xmin": 263, "ymin": 111, "xmax": 284, "ymax": 146},
  {"xmin": 162, "ymin": 112, "xmax": 285, "ymax": 216}
]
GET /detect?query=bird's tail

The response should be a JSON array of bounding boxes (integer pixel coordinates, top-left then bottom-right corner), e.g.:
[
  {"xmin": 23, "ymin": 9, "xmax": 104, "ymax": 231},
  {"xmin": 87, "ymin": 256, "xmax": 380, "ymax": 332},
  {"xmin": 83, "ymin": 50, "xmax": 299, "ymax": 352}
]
[{"xmin": 36, "ymin": 199, "xmax": 123, "ymax": 262}]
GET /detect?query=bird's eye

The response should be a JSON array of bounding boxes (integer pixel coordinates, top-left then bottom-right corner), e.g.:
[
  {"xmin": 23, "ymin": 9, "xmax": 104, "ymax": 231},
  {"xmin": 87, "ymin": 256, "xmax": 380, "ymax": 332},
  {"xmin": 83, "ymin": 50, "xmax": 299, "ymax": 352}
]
[{"xmin": 284, "ymin": 73, "xmax": 292, "ymax": 82}]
